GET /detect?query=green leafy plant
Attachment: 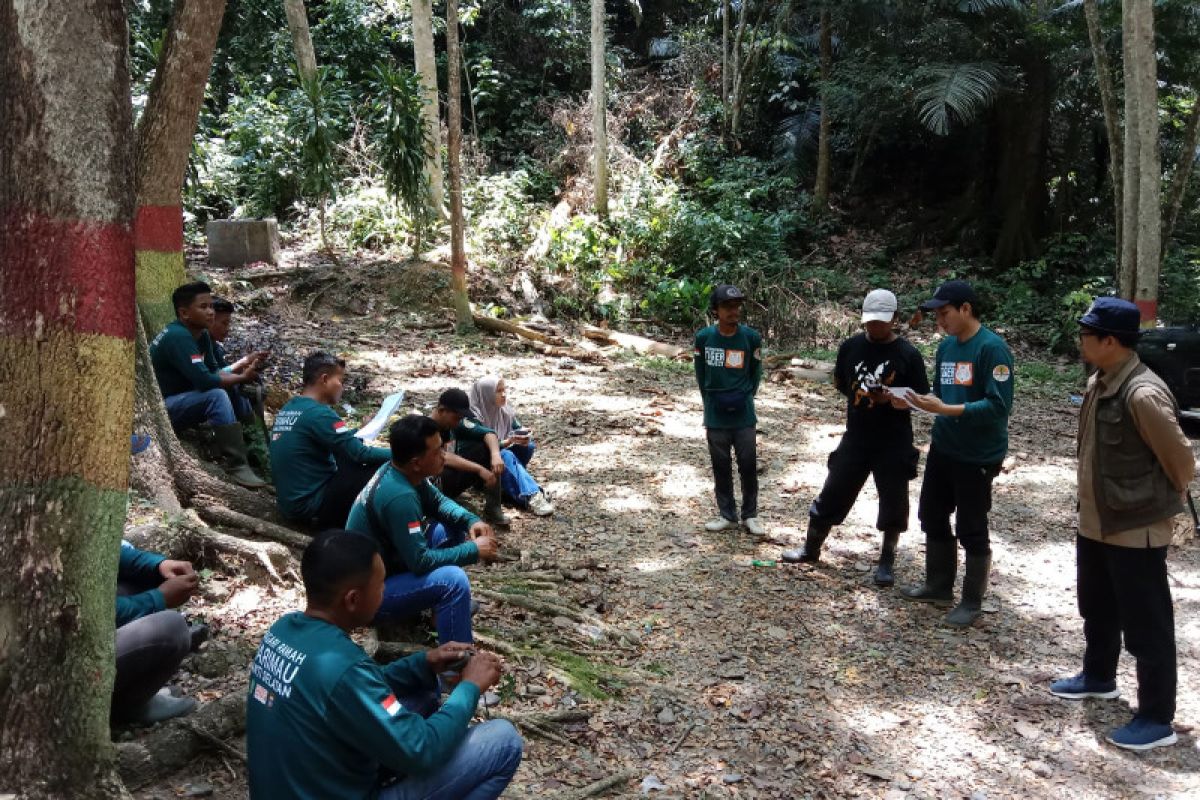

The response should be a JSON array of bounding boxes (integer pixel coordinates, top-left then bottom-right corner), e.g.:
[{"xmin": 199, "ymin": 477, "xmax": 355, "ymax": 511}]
[
  {"xmin": 370, "ymin": 63, "xmax": 435, "ymax": 256},
  {"xmin": 287, "ymin": 67, "xmax": 349, "ymax": 253}
]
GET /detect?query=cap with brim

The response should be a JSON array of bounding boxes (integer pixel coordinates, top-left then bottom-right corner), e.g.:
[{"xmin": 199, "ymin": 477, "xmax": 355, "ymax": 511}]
[
  {"xmin": 919, "ymin": 280, "xmax": 977, "ymax": 311},
  {"xmin": 1077, "ymin": 297, "xmax": 1141, "ymax": 337},
  {"xmin": 711, "ymin": 284, "xmax": 746, "ymax": 306},
  {"xmin": 861, "ymin": 288, "xmax": 898, "ymax": 323}
]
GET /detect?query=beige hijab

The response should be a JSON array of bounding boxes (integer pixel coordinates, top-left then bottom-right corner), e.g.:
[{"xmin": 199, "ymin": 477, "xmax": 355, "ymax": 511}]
[{"xmin": 469, "ymin": 375, "xmax": 518, "ymax": 439}]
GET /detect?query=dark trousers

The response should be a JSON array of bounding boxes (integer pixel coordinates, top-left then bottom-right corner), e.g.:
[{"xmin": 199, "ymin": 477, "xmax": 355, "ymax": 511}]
[
  {"xmin": 1076, "ymin": 534, "xmax": 1176, "ymax": 724},
  {"xmin": 917, "ymin": 446, "xmax": 1000, "ymax": 556},
  {"xmin": 810, "ymin": 436, "xmax": 917, "ymax": 532},
  {"xmin": 112, "ymin": 584, "xmax": 191, "ymax": 721},
  {"xmin": 706, "ymin": 426, "xmax": 757, "ymax": 521},
  {"xmin": 440, "ymin": 440, "xmax": 492, "ymax": 501},
  {"xmin": 315, "ymin": 453, "xmax": 383, "ymax": 530}
]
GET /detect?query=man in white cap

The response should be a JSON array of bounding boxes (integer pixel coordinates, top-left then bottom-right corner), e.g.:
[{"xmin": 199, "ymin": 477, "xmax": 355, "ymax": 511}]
[{"xmin": 782, "ymin": 289, "xmax": 928, "ymax": 585}]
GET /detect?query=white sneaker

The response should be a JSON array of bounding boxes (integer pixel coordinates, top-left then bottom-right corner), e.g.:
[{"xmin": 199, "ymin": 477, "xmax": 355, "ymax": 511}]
[
  {"xmin": 528, "ymin": 491, "xmax": 555, "ymax": 516},
  {"xmin": 743, "ymin": 517, "xmax": 765, "ymax": 536},
  {"xmin": 704, "ymin": 517, "xmax": 735, "ymax": 532}
]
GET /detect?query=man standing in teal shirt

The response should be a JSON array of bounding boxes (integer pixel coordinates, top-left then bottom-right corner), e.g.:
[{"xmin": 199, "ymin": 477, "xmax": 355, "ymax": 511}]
[
  {"xmin": 903, "ymin": 280, "xmax": 1014, "ymax": 627},
  {"xmin": 246, "ymin": 529, "xmax": 521, "ymax": 799},
  {"xmin": 694, "ymin": 285, "xmax": 765, "ymax": 536}
]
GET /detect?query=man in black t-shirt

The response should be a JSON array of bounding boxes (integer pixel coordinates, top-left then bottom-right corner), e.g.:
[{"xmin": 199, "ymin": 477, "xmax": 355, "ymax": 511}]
[{"xmin": 782, "ymin": 289, "xmax": 929, "ymax": 585}]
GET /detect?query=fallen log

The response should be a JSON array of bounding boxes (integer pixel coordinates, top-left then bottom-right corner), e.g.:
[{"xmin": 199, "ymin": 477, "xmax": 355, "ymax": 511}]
[
  {"xmin": 473, "ymin": 315, "xmax": 569, "ymax": 346},
  {"xmin": 580, "ymin": 325, "xmax": 686, "ymax": 359},
  {"xmin": 116, "ymin": 692, "xmax": 246, "ymax": 789}
]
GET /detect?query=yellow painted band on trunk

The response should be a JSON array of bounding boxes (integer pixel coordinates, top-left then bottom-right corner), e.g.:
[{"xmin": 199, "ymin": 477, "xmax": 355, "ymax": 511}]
[
  {"xmin": 0, "ymin": 332, "xmax": 135, "ymax": 490},
  {"xmin": 135, "ymin": 249, "xmax": 186, "ymax": 337}
]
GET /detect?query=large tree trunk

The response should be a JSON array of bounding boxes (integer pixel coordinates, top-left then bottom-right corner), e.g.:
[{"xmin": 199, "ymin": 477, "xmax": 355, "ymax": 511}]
[
  {"xmin": 446, "ymin": 0, "xmax": 472, "ymax": 330},
  {"xmin": 813, "ymin": 8, "xmax": 832, "ymax": 212},
  {"xmin": 991, "ymin": 52, "xmax": 1052, "ymax": 269},
  {"xmin": 283, "ymin": 0, "xmax": 318, "ymax": 82},
  {"xmin": 0, "ymin": 2, "xmax": 137, "ymax": 796},
  {"xmin": 412, "ymin": 0, "xmax": 447, "ymax": 218},
  {"xmin": 1120, "ymin": 0, "xmax": 1161, "ymax": 321},
  {"xmin": 1083, "ymin": 0, "xmax": 1123, "ymax": 262},
  {"xmin": 591, "ymin": 0, "xmax": 609, "ymax": 217},
  {"xmin": 1162, "ymin": 94, "xmax": 1200, "ymax": 255},
  {"xmin": 134, "ymin": 0, "xmax": 228, "ymax": 337}
]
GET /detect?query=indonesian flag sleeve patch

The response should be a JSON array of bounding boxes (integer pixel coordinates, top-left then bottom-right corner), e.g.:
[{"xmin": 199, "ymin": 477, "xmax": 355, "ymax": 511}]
[
  {"xmin": 190, "ymin": 354, "xmax": 204, "ymax": 365},
  {"xmin": 381, "ymin": 693, "xmax": 401, "ymax": 716},
  {"xmin": 333, "ymin": 420, "xmax": 348, "ymax": 434},
  {"xmin": 407, "ymin": 521, "xmax": 421, "ymax": 537}
]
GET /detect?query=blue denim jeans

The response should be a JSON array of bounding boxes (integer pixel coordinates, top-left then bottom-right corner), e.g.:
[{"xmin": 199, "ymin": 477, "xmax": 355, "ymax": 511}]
[
  {"xmin": 379, "ymin": 719, "xmax": 523, "ymax": 800},
  {"xmin": 375, "ymin": 522, "xmax": 474, "ymax": 644},
  {"xmin": 500, "ymin": 441, "xmax": 540, "ymax": 503},
  {"xmin": 164, "ymin": 387, "xmax": 237, "ymax": 428}
]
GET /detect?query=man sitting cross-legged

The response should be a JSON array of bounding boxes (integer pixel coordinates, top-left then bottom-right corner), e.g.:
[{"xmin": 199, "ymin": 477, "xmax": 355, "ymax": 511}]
[
  {"xmin": 430, "ymin": 388, "xmax": 510, "ymax": 527},
  {"xmin": 245, "ymin": 529, "xmax": 522, "ymax": 800},
  {"xmin": 271, "ymin": 351, "xmax": 392, "ymax": 529},
  {"xmin": 149, "ymin": 281, "xmax": 266, "ymax": 487},
  {"xmin": 347, "ymin": 414, "xmax": 501, "ymax": 645},
  {"xmin": 113, "ymin": 541, "xmax": 206, "ymax": 724}
]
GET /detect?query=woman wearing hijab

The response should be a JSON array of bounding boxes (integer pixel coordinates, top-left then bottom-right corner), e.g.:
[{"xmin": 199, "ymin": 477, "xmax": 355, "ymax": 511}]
[{"xmin": 468, "ymin": 376, "xmax": 554, "ymax": 516}]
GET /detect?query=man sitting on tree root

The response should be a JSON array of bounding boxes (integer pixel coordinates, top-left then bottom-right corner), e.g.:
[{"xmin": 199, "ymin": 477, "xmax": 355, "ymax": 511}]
[
  {"xmin": 113, "ymin": 540, "xmax": 208, "ymax": 724},
  {"xmin": 430, "ymin": 388, "xmax": 509, "ymax": 528},
  {"xmin": 271, "ymin": 351, "xmax": 392, "ymax": 530},
  {"xmin": 149, "ymin": 281, "xmax": 267, "ymax": 488},
  {"xmin": 246, "ymin": 529, "xmax": 522, "ymax": 800},
  {"xmin": 209, "ymin": 296, "xmax": 272, "ymax": 479}
]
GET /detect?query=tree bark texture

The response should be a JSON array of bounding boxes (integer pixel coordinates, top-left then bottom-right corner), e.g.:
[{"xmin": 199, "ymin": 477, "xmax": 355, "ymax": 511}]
[
  {"xmin": 1083, "ymin": 0, "xmax": 1123, "ymax": 262},
  {"xmin": 591, "ymin": 0, "xmax": 609, "ymax": 217},
  {"xmin": 1161, "ymin": 95, "xmax": 1200, "ymax": 255},
  {"xmin": 813, "ymin": 8, "xmax": 833, "ymax": 212},
  {"xmin": 721, "ymin": 0, "xmax": 730, "ymax": 137},
  {"xmin": 412, "ymin": 0, "xmax": 447, "ymax": 215},
  {"xmin": 283, "ymin": 0, "xmax": 318, "ymax": 83},
  {"xmin": 446, "ymin": 0, "xmax": 472, "ymax": 330},
  {"xmin": 134, "ymin": 0, "xmax": 228, "ymax": 337},
  {"xmin": 1120, "ymin": 0, "xmax": 1161, "ymax": 321},
  {"xmin": 0, "ymin": 2, "xmax": 137, "ymax": 796}
]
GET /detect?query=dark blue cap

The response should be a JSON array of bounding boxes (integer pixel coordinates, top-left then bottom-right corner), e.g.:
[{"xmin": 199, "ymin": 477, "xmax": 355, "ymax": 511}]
[
  {"xmin": 710, "ymin": 284, "xmax": 746, "ymax": 308},
  {"xmin": 919, "ymin": 280, "xmax": 977, "ymax": 311},
  {"xmin": 1078, "ymin": 297, "xmax": 1141, "ymax": 336}
]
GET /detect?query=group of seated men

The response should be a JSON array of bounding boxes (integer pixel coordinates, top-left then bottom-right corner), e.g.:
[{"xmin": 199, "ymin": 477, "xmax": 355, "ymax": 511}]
[{"xmin": 137, "ymin": 281, "xmax": 531, "ymax": 796}]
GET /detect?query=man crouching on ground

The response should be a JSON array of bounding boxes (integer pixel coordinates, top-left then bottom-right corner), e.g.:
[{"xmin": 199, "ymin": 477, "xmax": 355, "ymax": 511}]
[{"xmin": 246, "ymin": 529, "xmax": 522, "ymax": 799}]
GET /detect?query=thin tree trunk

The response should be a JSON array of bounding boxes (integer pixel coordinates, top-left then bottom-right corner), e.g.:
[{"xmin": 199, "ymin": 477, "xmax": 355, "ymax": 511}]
[
  {"xmin": 722, "ymin": 0, "xmax": 730, "ymax": 139},
  {"xmin": 1083, "ymin": 0, "xmax": 1123, "ymax": 269},
  {"xmin": 283, "ymin": 0, "xmax": 317, "ymax": 82},
  {"xmin": 446, "ymin": 0, "xmax": 472, "ymax": 330},
  {"xmin": 1162, "ymin": 95, "xmax": 1200, "ymax": 255},
  {"xmin": 134, "ymin": 0, "xmax": 228, "ymax": 337},
  {"xmin": 1121, "ymin": 0, "xmax": 1161, "ymax": 321},
  {"xmin": 813, "ymin": 8, "xmax": 832, "ymax": 212},
  {"xmin": 412, "ymin": 0, "xmax": 447, "ymax": 217},
  {"xmin": 729, "ymin": 0, "xmax": 751, "ymax": 141},
  {"xmin": 0, "ymin": 2, "xmax": 137, "ymax": 796},
  {"xmin": 592, "ymin": 0, "xmax": 609, "ymax": 217}
]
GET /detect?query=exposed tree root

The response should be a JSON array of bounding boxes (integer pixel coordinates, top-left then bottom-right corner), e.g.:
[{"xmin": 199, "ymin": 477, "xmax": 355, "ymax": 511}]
[
  {"xmin": 115, "ymin": 692, "xmax": 246, "ymax": 790},
  {"xmin": 548, "ymin": 769, "xmax": 638, "ymax": 799},
  {"xmin": 193, "ymin": 498, "xmax": 311, "ymax": 549}
]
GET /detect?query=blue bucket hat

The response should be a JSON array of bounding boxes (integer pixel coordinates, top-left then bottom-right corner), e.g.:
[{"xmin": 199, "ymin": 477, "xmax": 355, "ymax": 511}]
[{"xmin": 1078, "ymin": 297, "xmax": 1141, "ymax": 337}]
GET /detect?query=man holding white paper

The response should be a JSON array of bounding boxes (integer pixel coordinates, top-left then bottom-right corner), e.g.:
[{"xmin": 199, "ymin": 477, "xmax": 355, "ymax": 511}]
[
  {"xmin": 781, "ymin": 289, "xmax": 928, "ymax": 585},
  {"xmin": 901, "ymin": 281, "xmax": 1014, "ymax": 627}
]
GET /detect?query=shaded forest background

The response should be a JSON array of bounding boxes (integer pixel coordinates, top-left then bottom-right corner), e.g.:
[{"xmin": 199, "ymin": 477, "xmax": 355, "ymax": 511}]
[{"xmin": 130, "ymin": 0, "xmax": 1200, "ymax": 348}]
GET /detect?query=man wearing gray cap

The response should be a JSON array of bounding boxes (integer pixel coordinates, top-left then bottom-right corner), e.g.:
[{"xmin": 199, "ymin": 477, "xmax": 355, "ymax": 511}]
[
  {"xmin": 782, "ymin": 289, "xmax": 927, "ymax": 585},
  {"xmin": 903, "ymin": 280, "xmax": 1013, "ymax": 627},
  {"xmin": 1049, "ymin": 297, "xmax": 1194, "ymax": 751}
]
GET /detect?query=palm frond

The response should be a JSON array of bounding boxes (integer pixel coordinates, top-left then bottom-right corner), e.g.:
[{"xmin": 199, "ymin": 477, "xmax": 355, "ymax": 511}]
[
  {"xmin": 771, "ymin": 101, "xmax": 822, "ymax": 166},
  {"xmin": 957, "ymin": 0, "xmax": 1025, "ymax": 13},
  {"xmin": 914, "ymin": 63, "xmax": 1003, "ymax": 136}
]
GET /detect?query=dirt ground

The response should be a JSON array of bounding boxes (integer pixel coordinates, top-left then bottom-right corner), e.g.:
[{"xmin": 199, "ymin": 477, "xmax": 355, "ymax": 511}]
[{"xmin": 131, "ymin": 264, "xmax": 1200, "ymax": 799}]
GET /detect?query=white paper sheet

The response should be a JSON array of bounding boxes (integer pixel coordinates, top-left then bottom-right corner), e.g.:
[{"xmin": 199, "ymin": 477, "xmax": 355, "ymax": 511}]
[
  {"xmin": 883, "ymin": 385, "xmax": 936, "ymax": 415},
  {"xmin": 354, "ymin": 390, "xmax": 406, "ymax": 440}
]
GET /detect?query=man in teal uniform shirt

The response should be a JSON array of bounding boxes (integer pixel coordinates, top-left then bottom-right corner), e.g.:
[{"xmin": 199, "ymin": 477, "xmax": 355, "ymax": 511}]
[
  {"xmin": 271, "ymin": 351, "xmax": 392, "ymax": 529},
  {"xmin": 694, "ymin": 285, "xmax": 765, "ymax": 536},
  {"xmin": 430, "ymin": 388, "xmax": 509, "ymax": 526},
  {"xmin": 245, "ymin": 529, "xmax": 522, "ymax": 799},
  {"xmin": 903, "ymin": 280, "xmax": 1014, "ymax": 627},
  {"xmin": 149, "ymin": 281, "xmax": 266, "ymax": 487},
  {"xmin": 346, "ymin": 415, "xmax": 500, "ymax": 644}
]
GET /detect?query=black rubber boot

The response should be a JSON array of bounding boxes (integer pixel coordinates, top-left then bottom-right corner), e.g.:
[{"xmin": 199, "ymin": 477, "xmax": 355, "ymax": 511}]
[
  {"xmin": 781, "ymin": 522, "xmax": 832, "ymax": 563},
  {"xmin": 873, "ymin": 530, "xmax": 901, "ymax": 587},
  {"xmin": 901, "ymin": 536, "xmax": 956, "ymax": 604},
  {"xmin": 946, "ymin": 552, "xmax": 991, "ymax": 627},
  {"xmin": 482, "ymin": 487, "xmax": 510, "ymax": 528},
  {"xmin": 212, "ymin": 422, "xmax": 267, "ymax": 488}
]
